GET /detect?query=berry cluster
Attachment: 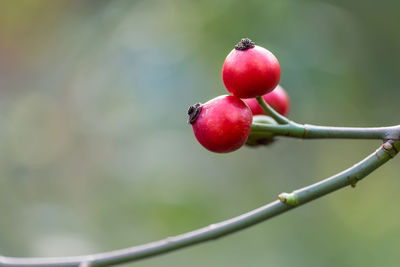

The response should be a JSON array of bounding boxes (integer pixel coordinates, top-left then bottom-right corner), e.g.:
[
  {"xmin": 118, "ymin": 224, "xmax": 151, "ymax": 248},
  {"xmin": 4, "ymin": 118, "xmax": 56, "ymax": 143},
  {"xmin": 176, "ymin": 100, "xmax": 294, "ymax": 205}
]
[{"xmin": 188, "ymin": 38, "xmax": 290, "ymax": 153}]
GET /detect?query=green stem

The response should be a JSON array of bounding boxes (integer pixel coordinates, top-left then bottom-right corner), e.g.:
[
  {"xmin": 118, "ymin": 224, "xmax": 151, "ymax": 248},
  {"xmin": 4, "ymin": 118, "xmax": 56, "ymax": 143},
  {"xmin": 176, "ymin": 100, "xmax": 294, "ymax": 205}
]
[
  {"xmin": 1, "ymin": 140, "xmax": 398, "ymax": 267},
  {"xmin": 255, "ymin": 96, "xmax": 290, "ymax": 124},
  {"xmin": 251, "ymin": 122, "xmax": 400, "ymax": 140},
  {"xmin": 253, "ymin": 95, "xmax": 400, "ymax": 140}
]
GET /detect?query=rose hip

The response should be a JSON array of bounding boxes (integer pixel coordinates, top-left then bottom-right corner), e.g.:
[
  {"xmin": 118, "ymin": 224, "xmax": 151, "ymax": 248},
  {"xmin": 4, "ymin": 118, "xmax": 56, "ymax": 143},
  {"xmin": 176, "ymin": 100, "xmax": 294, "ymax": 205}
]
[
  {"xmin": 188, "ymin": 95, "xmax": 252, "ymax": 153},
  {"xmin": 222, "ymin": 38, "xmax": 281, "ymax": 99}
]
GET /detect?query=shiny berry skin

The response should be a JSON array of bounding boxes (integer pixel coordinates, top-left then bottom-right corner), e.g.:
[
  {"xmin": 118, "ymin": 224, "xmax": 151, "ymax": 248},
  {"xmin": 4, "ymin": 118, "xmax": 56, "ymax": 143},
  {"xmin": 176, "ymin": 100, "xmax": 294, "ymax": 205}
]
[
  {"xmin": 243, "ymin": 85, "xmax": 290, "ymax": 116},
  {"xmin": 222, "ymin": 38, "xmax": 281, "ymax": 99},
  {"xmin": 188, "ymin": 95, "xmax": 252, "ymax": 153}
]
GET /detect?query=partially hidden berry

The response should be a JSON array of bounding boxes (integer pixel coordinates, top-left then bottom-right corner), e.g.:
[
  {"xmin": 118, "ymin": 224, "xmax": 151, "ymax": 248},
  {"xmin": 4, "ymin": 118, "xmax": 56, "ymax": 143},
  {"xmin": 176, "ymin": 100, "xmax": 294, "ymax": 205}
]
[
  {"xmin": 188, "ymin": 95, "xmax": 252, "ymax": 153},
  {"xmin": 222, "ymin": 38, "xmax": 281, "ymax": 99},
  {"xmin": 243, "ymin": 85, "xmax": 290, "ymax": 116},
  {"xmin": 245, "ymin": 115, "xmax": 278, "ymax": 147}
]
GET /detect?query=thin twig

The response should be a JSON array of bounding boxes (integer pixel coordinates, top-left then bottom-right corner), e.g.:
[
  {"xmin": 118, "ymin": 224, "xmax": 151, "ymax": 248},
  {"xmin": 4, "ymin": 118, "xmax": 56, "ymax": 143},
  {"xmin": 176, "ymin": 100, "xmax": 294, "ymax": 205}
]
[
  {"xmin": 253, "ymin": 95, "xmax": 400, "ymax": 140},
  {"xmin": 1, "ymin": 139, "xmax": 398, "ymax": 267},
  {"xmin": 251, "ymin": 122, "xmax": 400, "ymax": 140}
]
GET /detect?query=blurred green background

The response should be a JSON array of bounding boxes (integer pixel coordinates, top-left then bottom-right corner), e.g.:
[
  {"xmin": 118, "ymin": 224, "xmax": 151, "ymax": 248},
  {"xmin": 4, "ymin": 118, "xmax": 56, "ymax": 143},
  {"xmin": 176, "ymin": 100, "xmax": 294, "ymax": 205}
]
[{"xmin": 0, "ymin": 0, "xmax": 399, "ymax": 266}]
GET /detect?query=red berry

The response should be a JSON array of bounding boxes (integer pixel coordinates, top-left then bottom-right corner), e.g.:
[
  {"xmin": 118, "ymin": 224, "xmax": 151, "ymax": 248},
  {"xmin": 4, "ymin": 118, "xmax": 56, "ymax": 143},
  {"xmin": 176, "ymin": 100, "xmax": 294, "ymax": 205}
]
[
  {"xmin": 188, "ymin": 95, "xmax": 252, "ymax": 153},
  {"xmin": 222, "ymin": 38, "xmax": 281, "ymax": 99},
  {"xmin": 243, "ymin": 85, "xmax": 290, "ymax": 116}
]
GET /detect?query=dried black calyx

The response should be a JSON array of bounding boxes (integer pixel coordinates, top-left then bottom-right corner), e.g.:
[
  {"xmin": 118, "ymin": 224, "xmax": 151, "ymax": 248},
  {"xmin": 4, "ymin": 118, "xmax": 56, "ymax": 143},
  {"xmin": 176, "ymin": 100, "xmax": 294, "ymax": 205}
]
[
  {"xmin": 187, "ymin": 103, "xmax": 202, "ymax": 124},
  {"xmin": 234, "ymin": 38, "xmax": 255, "ymax": 50}
]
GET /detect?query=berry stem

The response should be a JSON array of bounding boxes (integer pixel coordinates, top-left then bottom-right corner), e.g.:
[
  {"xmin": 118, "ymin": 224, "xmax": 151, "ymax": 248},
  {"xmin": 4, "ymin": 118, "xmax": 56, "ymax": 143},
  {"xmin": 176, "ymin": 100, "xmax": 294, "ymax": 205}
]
[
  {"xmin": 1, "ymin": 139, "xmax": 398, "ymax": 267},
  {"xmin": 251, "ymin": 122, "xmax": 400, "ymax": 140},
  {"xmin": 255, "ymin": 96, "xmax": 290, "ymax": 124}
]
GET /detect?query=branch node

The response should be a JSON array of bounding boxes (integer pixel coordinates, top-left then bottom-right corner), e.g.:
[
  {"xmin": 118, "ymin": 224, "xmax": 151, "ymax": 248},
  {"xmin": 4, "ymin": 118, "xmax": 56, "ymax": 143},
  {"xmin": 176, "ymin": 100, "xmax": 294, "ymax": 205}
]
[
  {"xmin": 278, "ymin": 192, "xmax": 299, "ymax": 206},
  {"xmin": 383, "ymin": 142, "xmax": 393, "ymax": 150},
  {"xmin": 347, "ymin": 175, "xmax": 360, "ymax": 188},
  {"xmin": 302, "ymin": 124, "xmax": 309, "ymax": 139},
  {"xmin": 382, "ymin": 140, "xmax": 398, "ymax": 158}
]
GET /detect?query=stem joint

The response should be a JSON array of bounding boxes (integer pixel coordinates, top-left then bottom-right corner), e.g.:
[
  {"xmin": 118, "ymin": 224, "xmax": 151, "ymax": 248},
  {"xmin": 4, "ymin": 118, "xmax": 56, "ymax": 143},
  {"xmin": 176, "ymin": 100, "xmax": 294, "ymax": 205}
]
[{"xmin": 278, "ymin": 192, "xmax": 299, "ymax": 206}]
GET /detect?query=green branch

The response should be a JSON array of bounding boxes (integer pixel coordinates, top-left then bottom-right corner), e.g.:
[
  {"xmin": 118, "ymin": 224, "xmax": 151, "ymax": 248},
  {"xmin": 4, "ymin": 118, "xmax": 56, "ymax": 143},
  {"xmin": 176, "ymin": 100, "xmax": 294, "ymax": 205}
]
[
  {"xmin": 251, "ymin": 122, "xmax": 400, "ymax": 140},
  {"xmin": 1, "ymin": 139, "xmax": 398, "ymax": 267},
  {"xmin": 253, "ymin": 95, "xmax": 400, "ymax": 140}
]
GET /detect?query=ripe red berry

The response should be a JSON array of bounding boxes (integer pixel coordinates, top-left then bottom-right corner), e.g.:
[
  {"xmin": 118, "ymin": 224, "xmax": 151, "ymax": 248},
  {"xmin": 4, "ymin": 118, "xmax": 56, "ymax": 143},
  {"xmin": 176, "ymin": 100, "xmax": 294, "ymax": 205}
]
[
  {"xmin": 222, "ymin": 38, "xmax": 281, "ymax": 99},
  {"xmin": 243, "ymin": 85, "xmax": 290, "ymax": 116},
  {"xmin": 188, "ymin": 95, "xmax": 252, "ymax": 153}
]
